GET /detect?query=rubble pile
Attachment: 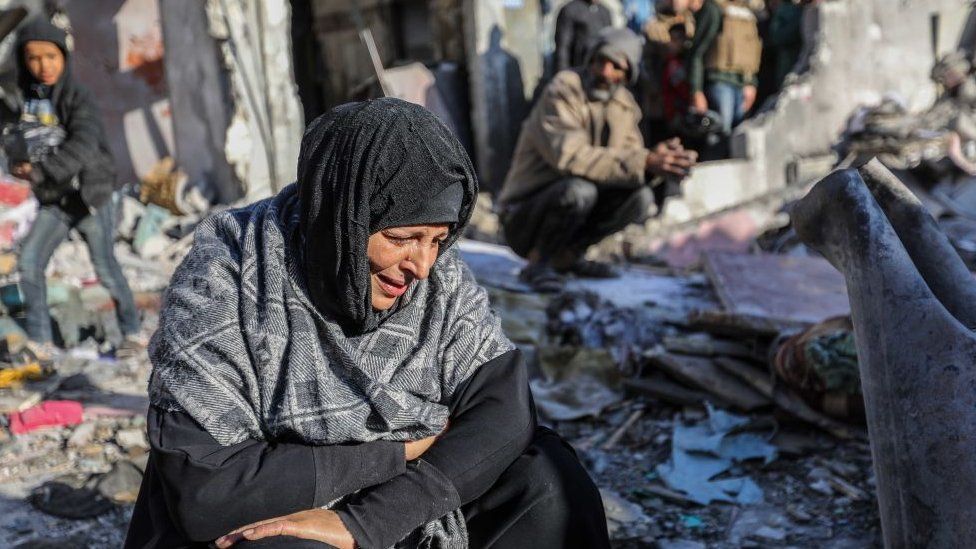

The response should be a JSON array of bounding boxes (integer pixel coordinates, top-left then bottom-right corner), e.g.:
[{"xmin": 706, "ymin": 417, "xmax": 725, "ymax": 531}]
[
  {"xmin": 0, "ymin": 159, "xmax": 209, "ymax": 547},
  {"xmin": 463, "ymin": 231, "xmax": 879, "ymax": 546},
  {"xmin": 0, "ymin": 350, "xmax": 151, "ymax": 547},
  {"xmin": 836, "ymin": 51, "xmax": 976, "ymax": 272}
]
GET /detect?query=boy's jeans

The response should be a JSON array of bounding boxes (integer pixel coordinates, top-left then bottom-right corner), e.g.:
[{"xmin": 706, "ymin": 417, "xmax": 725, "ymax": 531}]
[{"xmin": 19, "ymin": 194, "xmax": 140, "ymax": 343}]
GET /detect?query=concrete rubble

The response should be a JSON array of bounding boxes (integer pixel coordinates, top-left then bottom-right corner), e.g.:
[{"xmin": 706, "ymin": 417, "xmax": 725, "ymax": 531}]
[{"xmin": 455, "ymin": 221, "xmax": 880, "ymax": 546}]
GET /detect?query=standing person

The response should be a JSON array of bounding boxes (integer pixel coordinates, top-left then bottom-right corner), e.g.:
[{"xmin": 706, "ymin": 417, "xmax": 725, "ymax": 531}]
[
  {"xmin": 554, "ymin": 0, "xmax": 613, "ymax": 73},
  {"xmin": 642, "ymin": 0, "xmax": 695, "ymax": 142},
  {"xmin": 766, "ymin": 0, "xmax": 803, "ymax": 90},
  {"xmin": 499, "ymin": 28, "xmax": 697, "ymax": 292},
  {"xmin": 124, "ymin": 98, "xmax": 611, "ymax": 549},
  {"xmin": 1, "ymin": 18, "xmax": 141, "ymax": 356},
  {"xmin": 662, "ymin": 24, "xmax": 692, "ymax": 130},
  {"xmin": 686, "ymin": 0, "xmax": 762, "ymax": 154}
]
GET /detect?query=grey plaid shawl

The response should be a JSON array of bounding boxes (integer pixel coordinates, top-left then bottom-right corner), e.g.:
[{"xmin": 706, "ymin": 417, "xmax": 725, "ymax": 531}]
[{"xmin": 148, "ymin": 185, "xmax": 513, "ymax": 547}]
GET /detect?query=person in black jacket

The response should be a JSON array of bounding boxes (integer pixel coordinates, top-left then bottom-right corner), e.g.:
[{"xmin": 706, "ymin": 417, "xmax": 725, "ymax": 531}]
[
  {"xmin": 2, "ymin": 18, "xmax": 140, "ymax": 354},
  {"xmin": 554, "ymin": 0, "xmax": 613, "ymax": 73}
]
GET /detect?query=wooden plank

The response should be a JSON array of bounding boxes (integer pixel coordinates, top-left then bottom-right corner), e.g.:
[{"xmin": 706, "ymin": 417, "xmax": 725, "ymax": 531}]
[
  {"xmin": 648, "ymin": 353, "xmax": 770, "ymax": 411},
  {"xmin": 703, "ymin": 251, "xmax": 850, "ymax": 330},
  {"xmin": 714, "ymin": 356, "xmax": 865, "ymax": 440},
  {"xmin": 663, "ymin": 333, "xmax": 757, "ymax": 360},
  {"xmin": 689, "ymin": 308, "xmax": 798, "ymax": 337},
  {"xmin": 712, "ymin": 355, "xmax": 776, "ymax": 395},
  {"xmin": 624, "ymin": 375, "xmax": 721, "ymax": 407}
]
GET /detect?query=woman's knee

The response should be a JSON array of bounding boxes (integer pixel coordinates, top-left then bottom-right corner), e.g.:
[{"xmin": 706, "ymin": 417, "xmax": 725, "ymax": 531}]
[{"xmin": 519, "ymin": 430, "xmax": 604, "ymax": 516}]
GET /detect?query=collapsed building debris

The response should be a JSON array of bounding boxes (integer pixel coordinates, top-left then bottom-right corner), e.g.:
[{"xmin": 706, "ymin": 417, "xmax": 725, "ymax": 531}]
[{"xmin": 459, "ymin": 228, "xmax": 878, "ymax": 544}]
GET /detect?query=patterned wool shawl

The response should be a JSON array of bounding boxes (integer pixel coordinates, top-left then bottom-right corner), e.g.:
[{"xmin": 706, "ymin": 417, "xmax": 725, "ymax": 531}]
[{"xmin": 148, "ymin": 185, "xmax": 513, "ymax": 547}]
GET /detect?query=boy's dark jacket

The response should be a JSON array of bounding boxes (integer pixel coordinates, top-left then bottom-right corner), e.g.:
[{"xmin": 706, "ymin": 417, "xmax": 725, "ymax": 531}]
[{"xmin": 0, "ymin": 18, "xmax": 116, "ymax": 208}]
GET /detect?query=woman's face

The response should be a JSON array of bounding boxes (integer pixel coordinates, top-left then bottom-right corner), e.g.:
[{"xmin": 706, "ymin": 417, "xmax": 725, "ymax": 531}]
[{"xmin": 367, "ymin": 223, "xmax": 450, "ymax": 310}]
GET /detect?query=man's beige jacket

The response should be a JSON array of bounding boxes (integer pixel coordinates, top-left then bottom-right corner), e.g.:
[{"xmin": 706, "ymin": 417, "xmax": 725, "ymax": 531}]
[{"xmin": 498, "ymin": 69, "xmax": 650, "ymax": 206}]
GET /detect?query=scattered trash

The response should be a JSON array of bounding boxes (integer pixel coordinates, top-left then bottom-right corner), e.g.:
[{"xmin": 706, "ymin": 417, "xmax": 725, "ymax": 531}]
[
  {"xmin": 66, "ymin": 422, "xmax": 96, "ymax": 448},
  {"xmin": 547, "ymin": 291, "xmax": 667, "ymax": 367},
  {"xmin": 0, "ymin": 362, "xmax": 44, "ymax": 389},
  {"xmin": 600, "ymin": 489, "xmax": 651, "ymax": 539},
  {"xmin": 654, "ymin": 404, "xmax": 776, "ymax": 505},
  {"xmin": 139, "ymin": 157, "xmax": 211, "ymax": 216},
  {"xmin": 530, "ymin": 374, "xmax": 622, "ymax": 421},
  {"xmin": 0, "ymin": 176, "xmax": 32, "ymax": 207},
  {"xmin": 115, "ymin": 428, "xmax": 149, "ymax": 451},
  {"xmin": 655, "ymin": 540, "xmax": 705, "ymax": 549},
  {"xmin": 679, "ymin": 514, "xmax": 704, "ymax": 528},
  {"xmin": 726, "ymin": 506, "xmax": 793, "ymax": 546},
  {"xmin": 29, "ymin": 480, "xmax": 116, "ymax": 519},
  {"xmin": 96, "ymin": 460, "xmax": 145, "ymax": 504},
  {"xmin": 774, "ymin": 316, "xmax": 865, "ymax": 421}
]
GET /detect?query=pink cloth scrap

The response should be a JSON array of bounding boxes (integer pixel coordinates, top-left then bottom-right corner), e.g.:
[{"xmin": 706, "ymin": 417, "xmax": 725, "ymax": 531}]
[{"xmin": 8, "ymin": 400, "xmax": 83, "ymax": 434}]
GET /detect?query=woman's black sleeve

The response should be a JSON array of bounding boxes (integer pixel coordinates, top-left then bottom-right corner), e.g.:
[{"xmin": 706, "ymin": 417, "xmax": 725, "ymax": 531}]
[
  {"xmin": 336, "ymin": 349, "xmax": 536, "ymax": 548},
  {"xmin": 146, "ymin": 406, "xmax": 406, "ymax": 542}
]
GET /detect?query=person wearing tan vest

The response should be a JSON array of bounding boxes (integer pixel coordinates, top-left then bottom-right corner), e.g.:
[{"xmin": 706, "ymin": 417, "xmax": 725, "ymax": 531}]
[{"xmin": 687, "ymin": 0, "xmax": 762, "ymax": 151}]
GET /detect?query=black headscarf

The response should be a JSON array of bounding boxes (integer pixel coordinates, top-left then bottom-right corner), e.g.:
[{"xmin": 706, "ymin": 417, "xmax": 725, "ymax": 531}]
[{"xmin": 297, "ymin": 98, "xmax": 477, "ymax": 335}]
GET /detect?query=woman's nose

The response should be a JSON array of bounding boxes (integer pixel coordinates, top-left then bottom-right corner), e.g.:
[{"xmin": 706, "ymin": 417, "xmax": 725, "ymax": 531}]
[{"xmin": 407, "ymin": 245, "xmax": 437, "ymax": 280}]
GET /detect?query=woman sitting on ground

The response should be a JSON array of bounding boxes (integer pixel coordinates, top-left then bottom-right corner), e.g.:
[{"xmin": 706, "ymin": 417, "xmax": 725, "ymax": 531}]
[{"xmin": 124, "ymin": 98, "xmax": 610, "ymax": 549}]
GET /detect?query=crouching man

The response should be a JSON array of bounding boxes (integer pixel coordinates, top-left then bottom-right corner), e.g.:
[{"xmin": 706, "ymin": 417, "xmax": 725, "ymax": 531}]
[{"xmin": 498, "ymin": 27, "xmax": 697, "ymax": 291}]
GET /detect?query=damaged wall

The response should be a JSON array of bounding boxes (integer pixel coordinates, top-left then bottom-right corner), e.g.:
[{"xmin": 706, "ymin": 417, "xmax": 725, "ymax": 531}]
[
  {"xmin": 159, "ymin": 0, "xmax": 238, "ymax": 203},
  {"xmin": 0, "ymin": 0, "xmax": 301, "ymax": 203},
  {"xmin": 64, "ymin": 0, "xmax": 173, "ymax": 188},
  {"xmin": 624, "ymin": 0, "xmax": 975, "ymax": 249},
  {"xmin": 160, "ymin": 0, "xmax": 303, "ymax": 203},
  {"xmin": 205, "ymin": 0, "xmax": 304, "ymax": 201}
]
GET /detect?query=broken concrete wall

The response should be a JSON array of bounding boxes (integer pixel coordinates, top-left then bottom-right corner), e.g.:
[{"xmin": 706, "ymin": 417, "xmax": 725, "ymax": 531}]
[
  {"xmin": 159, "ymin": 0, "xmax": 239, "ymax": 203},
  {"xmin": 63, "ymin": 0, "xmax": 173, "ymax": 188},
  {"xmin": 160, "ymin": 0, "xmax": 302, "ymax": 203},
  {"xmin": 205, "ymin": 0, "xmax": 304, "ymax": 201},
  {"xmin": 621, "ymin": 0, "xmax": 974, "ymax": 250}
]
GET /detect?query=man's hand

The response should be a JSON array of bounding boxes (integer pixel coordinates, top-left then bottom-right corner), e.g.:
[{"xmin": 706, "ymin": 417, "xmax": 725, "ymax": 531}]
[
  {"xmin": 215, "ymin": 509, "xmax": 355, "ymax": 549},
  {"xmin": 646, "ymin": 138, "xmax": 698, "ymax": 178},
  {"xmin": 692, "ymin": 91, "xmax": 708, "ymax": 114},
  {"xmin": 742, "ymin": 85, "xmax": 757, "ymax": 113},
  {"xmin": 11, "ymin": 162, "xmax": 32, "ymax": 180},
  {"xmin": 404, "ymin": 422, "xmax": 448, "ymax": 461}
]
